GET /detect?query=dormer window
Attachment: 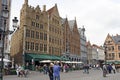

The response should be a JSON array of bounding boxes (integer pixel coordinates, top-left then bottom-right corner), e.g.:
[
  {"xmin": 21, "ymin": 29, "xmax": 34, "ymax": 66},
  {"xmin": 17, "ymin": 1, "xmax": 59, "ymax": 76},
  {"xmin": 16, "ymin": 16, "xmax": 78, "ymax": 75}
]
[{"xmin": 36, "ymin": 15, "xmax": 39, "ymax": 20}]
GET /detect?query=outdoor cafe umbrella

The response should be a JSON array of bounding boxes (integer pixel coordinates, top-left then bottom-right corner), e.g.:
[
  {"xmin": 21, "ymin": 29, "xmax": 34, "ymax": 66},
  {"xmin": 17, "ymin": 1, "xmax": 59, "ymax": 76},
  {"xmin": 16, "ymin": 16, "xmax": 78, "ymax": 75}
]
[
  {"xmin": 0, "ymin": 58, "xmax": 11, "ymax": 62},
  {"xmin": 65, "ymin": 61, "xmax": 83, "ymax": 64},
  {"xmin": 39, "ymin": 60, "xmax": 52, "ymax": 63}
]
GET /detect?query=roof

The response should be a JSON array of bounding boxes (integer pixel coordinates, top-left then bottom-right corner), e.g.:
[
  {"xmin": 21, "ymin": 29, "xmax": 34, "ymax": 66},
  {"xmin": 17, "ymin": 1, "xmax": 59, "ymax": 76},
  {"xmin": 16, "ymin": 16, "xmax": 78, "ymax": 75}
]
[
  {"xmin": 68, "ymin": 20, "xmax": 75, "ymax": 30},
  {"xmin": 112, "ymin": 35, "xmax": 120, "ymax": 44},
  {"xmin": 47, "ymin": 6, "xmax": 54, "ymax": 15}
]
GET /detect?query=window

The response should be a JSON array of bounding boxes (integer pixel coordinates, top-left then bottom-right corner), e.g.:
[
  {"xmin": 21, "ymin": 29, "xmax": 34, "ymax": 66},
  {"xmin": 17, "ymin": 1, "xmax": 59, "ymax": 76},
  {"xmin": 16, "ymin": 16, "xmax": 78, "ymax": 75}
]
[
  {"xmin": 112, "ymin": 53, "xmax": 114, "ymax": 59},
  {"xmin": 109, "ymin": 54, "xmax": 111, "ymax": 58},
  {"xmin": 36, "ymin": 32, "xmax": 39, "ymax": 39},
  {"xmin": 40, "ymin": 32, "xmax": 43, "ymax": 40},
  {"xmin": 36, "ymin": 15, "xmax": 39, "ymax": 20},
  {"xmin": 25, "ymin": 41, "xmax": 30, "ymax": 50},
  {"xmin": 49, "ymin": 26, "xmax": 52, "ymax": 31},
  {"xmin": 118, "ymin": 46, "xmax": 120, "ymax": 51},
  {"xmin": 31, "ymin": 21, "xmax": 35, "ymax": 26},
  {"xmin": 49, "ymin": 47, "xmax": 51, "ymax": 54},
  {"xmin": 26, "ymin": 29, "xmax": 30, "ymax": 37},
  {"xmin": 111, "ymin": 46, "xmax": 114, "ymax": 51},
  {"xmin": 49, "ymin": 37, "xmax": 51, "ymax": 42},
  {"xmin": 31, "ymin": 30, "xmax": 34, "ymax": 38},
  {"xmin": 119, "ymin": 53, "xmax": 120, "ymax": 58},
  {"xmin": 31, "ymin": 42, "xmax": 34, "ymax": 50},
  {"xmin": 40, "ymin": 43, "xmax": 43, "ymax": 51},
  {"xmin": 36, "ymin": 23, "xmax": 39, "ymax": 28},
  {"xmin": 52, "ymin": 38, "xmax": 54, "ymax": 43},
  {"xmin": 40, "ymin": 24, "xmax": 43, "ymax": 29},
  {"xmin": 44, "ymin": 44, "xmax": 47, "ymax": 52},
  {"xmin": 44, "ymin": 33, "xmax": 47, "ymax": 40},
  {"xmin": 52, "ymin": 47, "xmax": 54, "ymax": 54},
  {"xmin": 35, "ymin": 43, "xmax": 39, "ymax": 51}
]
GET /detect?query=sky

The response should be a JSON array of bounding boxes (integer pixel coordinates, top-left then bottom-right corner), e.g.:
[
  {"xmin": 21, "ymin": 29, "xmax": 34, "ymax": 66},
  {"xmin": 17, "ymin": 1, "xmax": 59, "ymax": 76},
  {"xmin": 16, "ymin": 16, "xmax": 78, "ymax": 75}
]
[{"xmin": 10, "ymin": 0, "xmax": 120, "ymax": 46}]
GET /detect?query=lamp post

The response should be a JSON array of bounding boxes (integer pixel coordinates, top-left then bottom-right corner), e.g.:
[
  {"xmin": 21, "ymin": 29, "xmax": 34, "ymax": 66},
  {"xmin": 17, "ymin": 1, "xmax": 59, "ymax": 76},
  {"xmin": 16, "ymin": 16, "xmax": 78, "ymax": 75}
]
[
  {"xmin": 96, "ymin": 49, "xmax": 99, "ymax": 64},
  {"xmin": 0, "ymin": 8, "xmax": 18, "ymax": 80},
  {"xmin": 12, "ymin": 17, "xmax": 18, "ymax": 31},
  {"xmin": 11, "ymin": 17, "xmax": 18, "ymax": 68},
  {"xmin": 104, "ymin": 43, "xmax": 107, "ymax": 65}
]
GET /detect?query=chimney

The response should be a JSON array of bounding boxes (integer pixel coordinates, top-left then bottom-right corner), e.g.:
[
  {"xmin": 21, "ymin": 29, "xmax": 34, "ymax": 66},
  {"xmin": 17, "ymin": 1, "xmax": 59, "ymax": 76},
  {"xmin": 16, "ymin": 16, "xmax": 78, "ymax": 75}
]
[{"xmin": 43, "ymin": 5, "xmax": 46, "ymax": 11}]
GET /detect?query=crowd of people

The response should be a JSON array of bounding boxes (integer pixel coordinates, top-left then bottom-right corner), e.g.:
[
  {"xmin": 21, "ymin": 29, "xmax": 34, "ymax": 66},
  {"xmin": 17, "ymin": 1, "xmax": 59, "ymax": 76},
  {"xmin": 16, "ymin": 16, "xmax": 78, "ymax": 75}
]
[
  {"xmin": 15, "ymin": 64, "xmax": 29, "ymax": 77},
  {"xmin": 102, "ymin": 63, "xmax": 117, "ymax": 77},
  {"xmin": 14, "ymin": 61, "xmax": 120, "ymax": 80},
  {"xmin": 47, "ymin": 61, "xmax": 61, "ymax": 80}
]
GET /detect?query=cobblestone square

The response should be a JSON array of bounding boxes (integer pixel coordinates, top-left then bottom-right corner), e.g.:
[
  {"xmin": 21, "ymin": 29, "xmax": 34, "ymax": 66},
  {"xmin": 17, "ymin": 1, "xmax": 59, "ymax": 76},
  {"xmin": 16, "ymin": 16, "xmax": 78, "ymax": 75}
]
[{"xmin": 4, "ymin": 69, "xmax": 120, "ymax": 80}]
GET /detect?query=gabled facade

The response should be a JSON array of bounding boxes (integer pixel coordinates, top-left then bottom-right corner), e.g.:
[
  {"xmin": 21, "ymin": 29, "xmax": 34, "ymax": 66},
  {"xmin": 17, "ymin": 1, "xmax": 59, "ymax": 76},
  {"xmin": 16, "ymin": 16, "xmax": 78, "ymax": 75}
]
[
  {"xmin": 47, "ymin": 4, "xmax": 63, "ymax": 56},
  {"xmin": 62, "ymin": 18, "xmax": 80, "ymax": 61},
  {"xmin": 104, "ymin": 34, "xmax": 120, "ymax": 62},
  {"xmin": 10, "ymin": 0, "xmax": 62, "ymax": 64},
  {"xmin": 70, "ymin": 19, "xmax": 80, "ymax": 56}
]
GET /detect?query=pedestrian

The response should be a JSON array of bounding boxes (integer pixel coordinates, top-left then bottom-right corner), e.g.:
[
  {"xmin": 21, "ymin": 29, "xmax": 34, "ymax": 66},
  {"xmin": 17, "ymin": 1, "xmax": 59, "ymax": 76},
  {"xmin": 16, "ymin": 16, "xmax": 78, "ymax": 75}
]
[
  {"xmin": 48, "ymin": 63, "xmax": 54, "ymax": 80},
  {"xmin": 107, "ymin": 64, "xmax": 112, "ymax": 74},
  {"xmin": 43, "ymin": 64, "xmax": 48, "ymax": 74},
  {"xmin": 16, "ymin": 65, "xmax": 20, "ymax": 77},
  {"xmin": 102, "ymin": 64, "xmax": 107, "ymax": 77},
  {"xmin": 112, "ymin": 63, "xmax": 116, "ymax": 74},
  {"xmin": 53, "ymin": 61, "xmax": 61, "ymax": 80},
  {"xmin": 83, "ymin": 64, "xmax": 89, "ymax": 74}
]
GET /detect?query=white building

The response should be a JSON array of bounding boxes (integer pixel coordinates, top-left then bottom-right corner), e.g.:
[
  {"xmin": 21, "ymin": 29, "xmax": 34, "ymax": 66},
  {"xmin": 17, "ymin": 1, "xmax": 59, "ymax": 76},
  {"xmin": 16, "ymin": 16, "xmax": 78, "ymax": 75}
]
[
  {"xmin": 92, "ymin": 44, "xmax": 105, "ymax": 65},
  {"xmin": 78, "ymin": 26, "xmax": 87, "ymax": 63}
]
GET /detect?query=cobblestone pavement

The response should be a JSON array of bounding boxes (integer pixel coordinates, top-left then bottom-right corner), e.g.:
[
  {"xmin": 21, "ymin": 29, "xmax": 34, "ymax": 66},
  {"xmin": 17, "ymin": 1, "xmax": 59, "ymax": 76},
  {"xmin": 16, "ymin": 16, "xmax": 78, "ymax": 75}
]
[{"xmin": 3, "ymin": 69, "xmax": 120, "ymax": 80}]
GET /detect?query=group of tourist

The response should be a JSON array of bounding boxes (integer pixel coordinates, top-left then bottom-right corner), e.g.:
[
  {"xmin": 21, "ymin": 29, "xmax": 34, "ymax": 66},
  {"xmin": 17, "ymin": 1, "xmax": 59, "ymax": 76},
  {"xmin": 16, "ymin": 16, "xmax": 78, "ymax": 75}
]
[
  {"xmin": 47, "ymin": 61, "xmax": 61, "ymax": 80},
  {"xmin": 15, "ymin": 64, "xmax": 29, "ymax": 77},
  {"xmin": 102, "ymin": 63, "xmax": 117, "ymax": 77}
]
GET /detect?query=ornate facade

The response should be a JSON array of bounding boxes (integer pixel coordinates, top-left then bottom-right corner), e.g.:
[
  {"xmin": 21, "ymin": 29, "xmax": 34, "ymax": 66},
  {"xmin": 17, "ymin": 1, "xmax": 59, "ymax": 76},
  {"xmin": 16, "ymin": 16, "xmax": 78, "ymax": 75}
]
[
  {"xmin": 62, "ymin": 18, "xmax": 80, "ymax": 61},
  {"xmin": 10, "ymin": 0, "xmax": 63, "ymax": 64},
  {"xmin": 10, "ymin": 0, "xmax": 81, "ymax": 65},
  {"xmin": 104, "ymin": 34, "xmax": 120, "ymax": 61}
]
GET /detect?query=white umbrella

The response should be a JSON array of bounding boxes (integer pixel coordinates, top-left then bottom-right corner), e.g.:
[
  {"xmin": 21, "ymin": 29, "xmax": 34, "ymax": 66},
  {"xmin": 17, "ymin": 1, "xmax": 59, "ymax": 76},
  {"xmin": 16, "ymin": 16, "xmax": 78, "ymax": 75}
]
[
  {"xmin": 65, "ymin": 61, "xmax": 83, "ymax": 64},
  {"xmin": 40, "ymin": 60, "xmax": 52, "ymax": 63},
  {"xmin": 0, "ymin": 58, "xmax": 11, "ymax": 62}
]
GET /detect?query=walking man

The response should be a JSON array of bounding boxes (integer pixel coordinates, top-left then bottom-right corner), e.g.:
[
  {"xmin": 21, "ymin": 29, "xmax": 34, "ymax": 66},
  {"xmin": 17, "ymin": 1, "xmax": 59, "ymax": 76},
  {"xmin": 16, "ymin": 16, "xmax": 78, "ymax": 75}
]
[
  {"xmin": 103, "ymin": 64, "xmax": 107, "ymax": 77},
  {"xmin": 53, "ymin": 61, "xmax": 61, "ymax": 80}
]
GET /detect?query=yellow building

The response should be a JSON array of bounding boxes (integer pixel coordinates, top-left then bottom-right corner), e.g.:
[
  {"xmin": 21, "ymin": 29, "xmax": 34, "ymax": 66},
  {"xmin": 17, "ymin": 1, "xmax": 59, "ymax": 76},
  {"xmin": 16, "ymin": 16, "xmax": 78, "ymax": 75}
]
[
  {"xmin": 104, "ymin": 34, "xmax": 120, "ymax": 65},
  {"xmin": 10, "ymin": 0, "xmax": 81, "ymax": 68},
  {"xmin": 10, "ymin": 0, "xmax": 62, "ymax": 65}
]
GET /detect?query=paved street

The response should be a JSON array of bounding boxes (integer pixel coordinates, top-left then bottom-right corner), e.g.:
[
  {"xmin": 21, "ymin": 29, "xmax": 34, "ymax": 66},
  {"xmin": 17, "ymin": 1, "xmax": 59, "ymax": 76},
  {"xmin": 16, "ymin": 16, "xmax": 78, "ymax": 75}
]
[{"xmin": 3, "ymin": 69, "xmax": 120, "ymax": 80}]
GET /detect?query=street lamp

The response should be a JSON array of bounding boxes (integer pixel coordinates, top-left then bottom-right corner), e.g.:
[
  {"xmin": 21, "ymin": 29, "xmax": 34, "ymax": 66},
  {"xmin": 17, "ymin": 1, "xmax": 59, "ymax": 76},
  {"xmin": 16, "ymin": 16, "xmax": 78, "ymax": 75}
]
[
  {"xmin": 12, "ymin": 17, "xmax": 18, "ymax": 31},
  {"xmin": 104, "ymin": 43, "xmax": 107, "ymax": 65},
  {"xmin": 11, "ymin": 17, "xmax": 18, "ymax": 69},
  {"xmin": 0, "ymin": 8, "xmax": 18, "ymax": 80},
  {"xmin": 96, "ymin": 49, "xmax": 99, "ymax": 64}
]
